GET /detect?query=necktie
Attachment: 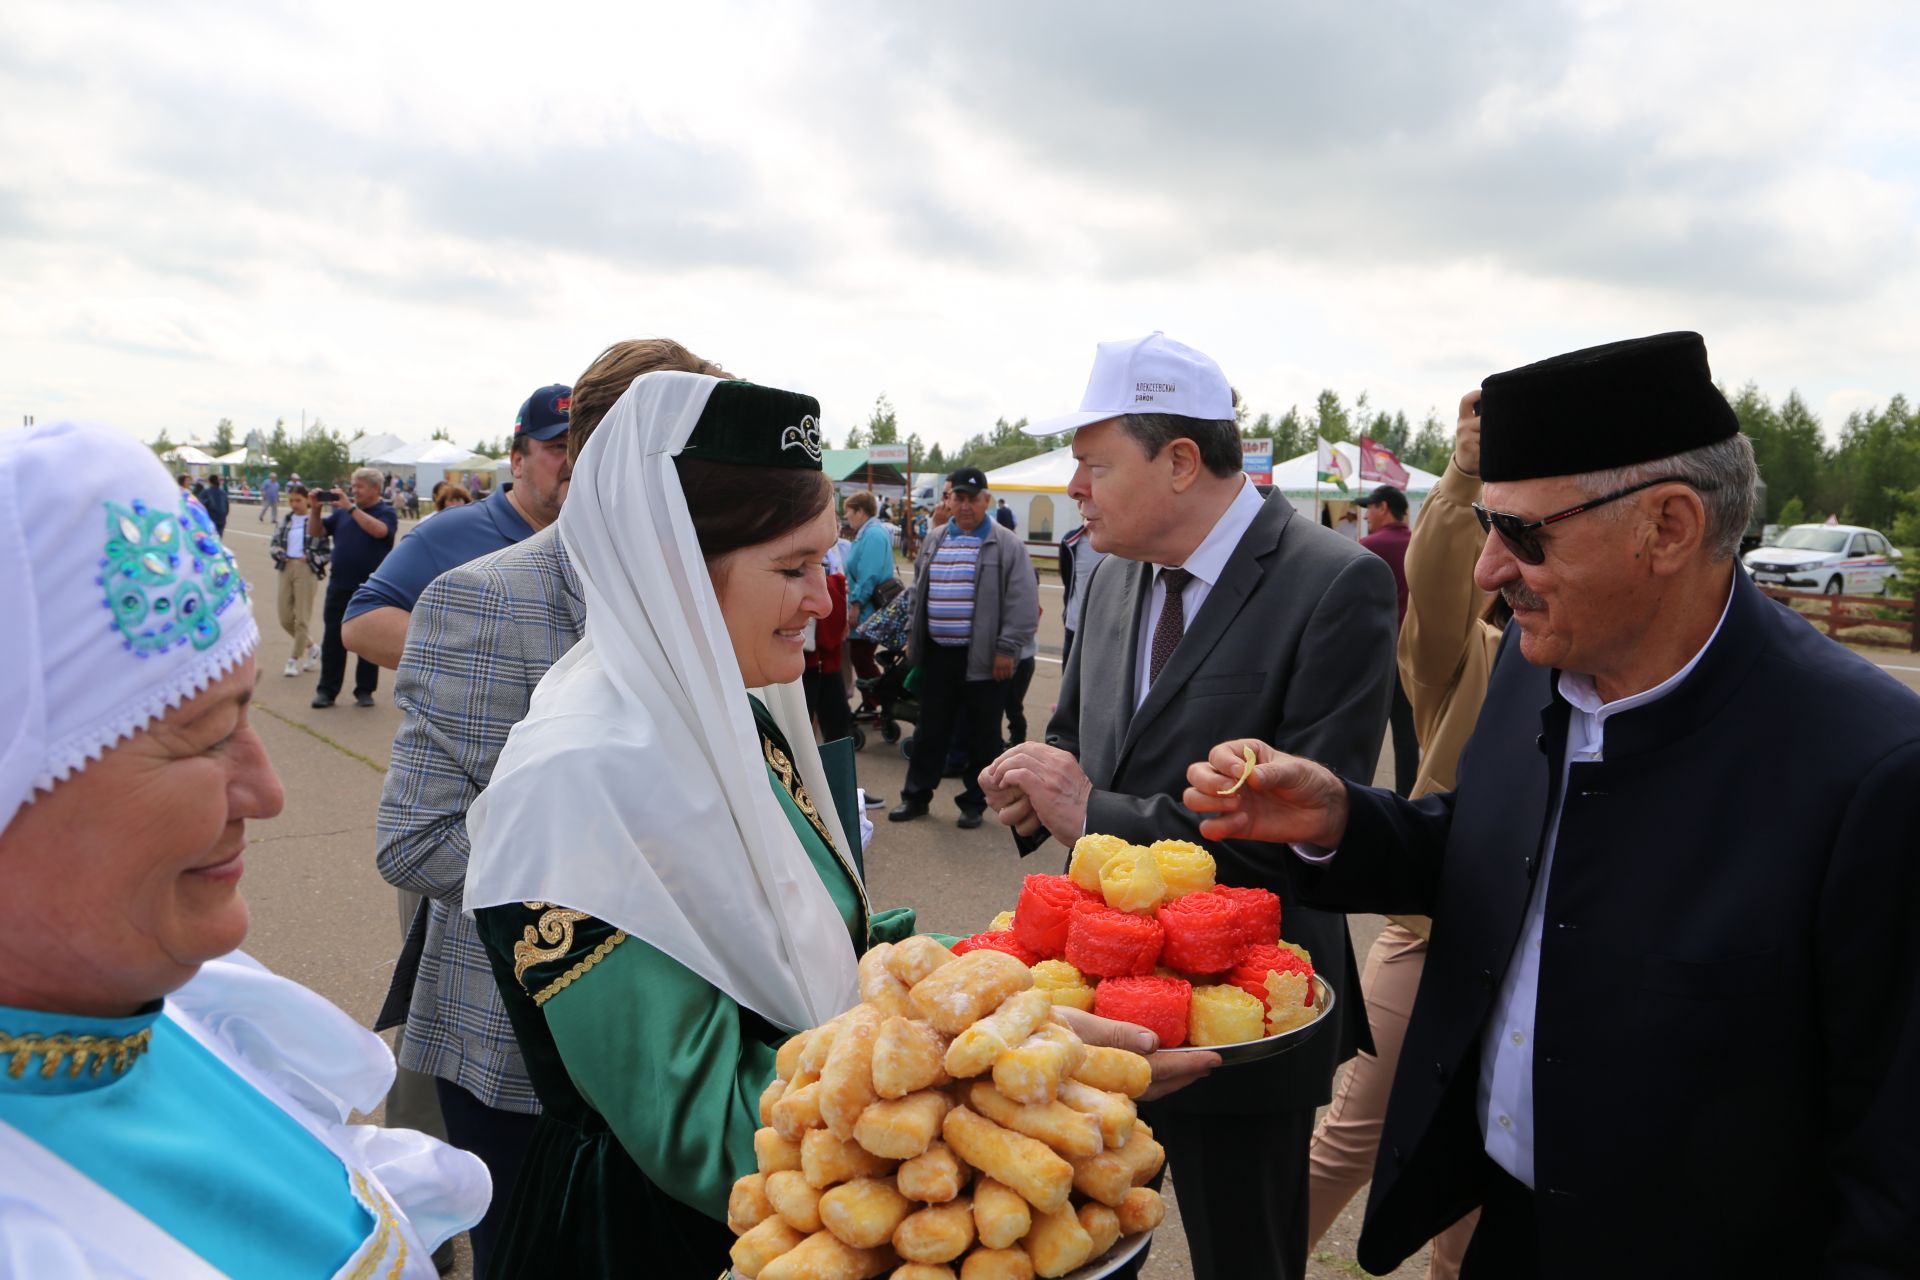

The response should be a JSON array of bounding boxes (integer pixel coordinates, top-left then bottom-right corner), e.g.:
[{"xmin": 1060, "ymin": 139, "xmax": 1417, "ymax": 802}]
[{"xmin": 1149, "ymin": 567, "xmax": 1193, "ymax": 687}]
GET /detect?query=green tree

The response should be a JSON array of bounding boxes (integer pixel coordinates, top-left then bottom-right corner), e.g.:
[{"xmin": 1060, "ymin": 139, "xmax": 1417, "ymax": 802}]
[
  {"xmin": 926, "ymin": 442, "xmax": 947, "ymax": 470},
  {"xmin": 431, "ymin": 427, "xmax": 454, "ymax": 442},
  {"xmin": 1312, "ymin": 390, "xmax": 1350, "ymax": 443},
  {"xmin": 211, "ymin": 418, "xmax": 236, "ymax": 456},
  {"xmin": 1406, "ymin": 410, "xmax": 1450, "ymax": 475},
  {"xmin": 1775, "ymin": 495, "xmax": 1806, "ymax": 528},
  {"xmin": 1272, "ymin": 407, "xmax": 1308, "ymax": 459},
  {"xmin": 150, "ymin": 430, "xmax": 177, "ymax": 458},
  {"xmin": 1827, "ymin": 396, "xmax": 1920, "ymax": 531},
  {"xmin": 471, "ymin": 437, "xmax": 506, "ymax": 458},
  {"xmin": 865, "ymin": 395, "xmax": 900, "ymax": 445}
]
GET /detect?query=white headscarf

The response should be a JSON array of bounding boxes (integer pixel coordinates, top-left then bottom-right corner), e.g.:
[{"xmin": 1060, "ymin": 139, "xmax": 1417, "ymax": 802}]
[
  {"xmin": 465, "ymin": 371, "xmax": 861, "ymax": 1032},
  {"xmin": 0, "ymin": 422, "xmax": 258, "ymax": 832}
]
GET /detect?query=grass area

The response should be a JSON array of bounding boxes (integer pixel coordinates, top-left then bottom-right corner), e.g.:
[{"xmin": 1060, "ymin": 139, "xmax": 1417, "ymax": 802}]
[{"xmin": 1311, "ymin": 1250, "xmax": 1385, "ymax": 1279}]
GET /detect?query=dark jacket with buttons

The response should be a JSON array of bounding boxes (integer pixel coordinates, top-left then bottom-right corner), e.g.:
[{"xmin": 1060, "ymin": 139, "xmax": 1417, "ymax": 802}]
[{"xmin": 1298, "ymin": 568, "xmax": 1920, "ymax": 1277}]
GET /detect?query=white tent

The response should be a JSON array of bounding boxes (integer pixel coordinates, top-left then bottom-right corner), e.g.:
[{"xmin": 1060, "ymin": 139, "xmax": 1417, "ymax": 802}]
[
  {"xmin": 982, "ymin": 446, "xmax": 1078, "ymax": 555},
  {"xmin": 160, "ymin": 445, "xmax": 217, "ymax": 468},
  {"xmin": 368, "ymin": 440, "xmax": 497, "ymax": 500},
  {"xmin": 213, "ymin": 446, "xmax": 276, "ymax": 468},
  {"xmin": 349, "ymin": 432, "xmax": 415, "ymax": 464},
  {"xmin": 1271, "ymin": 442, "xmax": 1442, "ymax": 525}
]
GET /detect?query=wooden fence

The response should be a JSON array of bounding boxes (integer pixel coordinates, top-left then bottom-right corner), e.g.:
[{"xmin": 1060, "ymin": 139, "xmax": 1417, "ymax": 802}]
[{"xmin": 1756, "ymin": 584, "xmax": 1917, "ymax": 652}]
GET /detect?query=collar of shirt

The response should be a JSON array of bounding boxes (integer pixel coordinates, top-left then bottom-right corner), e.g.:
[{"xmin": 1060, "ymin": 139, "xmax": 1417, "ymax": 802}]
[
  {"xmin": 1555, "ymin": 575, "xmax": 1736, "ymax": 731},
  {"xmin": 1134, "ymin": 477, "xmax": 1265, "ymax": 706}
]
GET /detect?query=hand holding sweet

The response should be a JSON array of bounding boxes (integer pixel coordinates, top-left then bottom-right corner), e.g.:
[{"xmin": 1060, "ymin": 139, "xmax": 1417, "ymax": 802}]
[
  {"xmin": 1051, "ymin": 1006, "xmax": 1218, "ymax": 1102},
  {"xmin": 1182, "ymin": 739, "xmax": 1350, "ymax": 848}
]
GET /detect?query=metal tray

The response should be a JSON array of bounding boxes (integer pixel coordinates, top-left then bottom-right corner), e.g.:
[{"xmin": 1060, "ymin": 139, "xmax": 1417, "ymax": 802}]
[{"xmin": 1155, "ymin": 973, "xmax": 1335, "ymax": 1065}]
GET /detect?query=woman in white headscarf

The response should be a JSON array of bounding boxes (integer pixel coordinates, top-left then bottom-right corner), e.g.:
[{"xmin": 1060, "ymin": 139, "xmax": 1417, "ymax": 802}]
[
  {"xmin": 462, "ymin": 373, "xmax": 926, "ymax": 1275},
  {"xmin": 0, "ymin": 422, "xmax": 488, "ymax": 1278}
]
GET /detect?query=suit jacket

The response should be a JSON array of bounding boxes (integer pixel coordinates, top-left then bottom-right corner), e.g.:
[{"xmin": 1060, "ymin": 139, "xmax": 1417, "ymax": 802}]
[
  {"xmin": 376, "ymin": 525, "xmax": 587, "ymax": 1111},
  {"xmin": 1300, "ymin": 568, "xmax": 1920, "ymax": 1277},
  {"xmin": 1046, "ymin": 492, "xmax": 1399, "ymax": 1112}
]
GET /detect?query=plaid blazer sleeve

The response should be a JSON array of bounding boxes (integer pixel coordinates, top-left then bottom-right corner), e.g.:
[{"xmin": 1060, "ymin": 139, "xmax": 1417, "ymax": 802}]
[{"xmin": 376, "ymin": 564, "xmax": 526, "ymax": 903}]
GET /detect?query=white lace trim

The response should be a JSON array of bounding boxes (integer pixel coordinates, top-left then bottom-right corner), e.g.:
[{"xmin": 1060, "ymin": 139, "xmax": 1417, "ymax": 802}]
[{"xmin": 31, "ymin": 613, "xmax": 260, "ymax": 796}]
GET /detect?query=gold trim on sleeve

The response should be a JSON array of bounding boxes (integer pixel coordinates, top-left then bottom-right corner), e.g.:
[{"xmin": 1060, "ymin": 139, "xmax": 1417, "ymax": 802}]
[
  {"xmin": 1, "ymin": 1028, "xmax": 152, "ymax": 1080},
  {"xmin": 512, "ymin": 903, "xmax": 592, "ymax": 986},
  {"xmin": 531, "ymin": 930, "xmax": 628, "ymax": 1007},
  {"xmin": 761, "ymin": 733, "xmax": 838, "ymax": 852}
]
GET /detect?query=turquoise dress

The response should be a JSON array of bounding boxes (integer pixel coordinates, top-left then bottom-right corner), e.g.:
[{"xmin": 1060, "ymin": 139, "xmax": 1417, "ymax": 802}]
[
  {"xmin": 473, "ymin": 697, "xmax": 916, "ymax": 1278},
  {"xmin": 0, "ymin": 1004, "xmax": 374, "ymax": 1278}
]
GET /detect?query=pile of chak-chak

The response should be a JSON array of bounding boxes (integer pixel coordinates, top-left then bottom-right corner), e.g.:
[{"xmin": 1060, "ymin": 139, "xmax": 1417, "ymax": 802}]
[{"xmin": 728, "ymin": 936, "xmax": 1166, "ymax": 1280}]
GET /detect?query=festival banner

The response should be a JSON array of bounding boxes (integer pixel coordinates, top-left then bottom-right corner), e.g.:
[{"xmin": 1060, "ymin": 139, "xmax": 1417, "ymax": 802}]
[
  {"xmin": 1357, "ymin": 436, "xmax": 1410, "ymax": 489},
  {"xmin": 1315, "ymin": 437, "xmax": 1351, "ymax": 491}
]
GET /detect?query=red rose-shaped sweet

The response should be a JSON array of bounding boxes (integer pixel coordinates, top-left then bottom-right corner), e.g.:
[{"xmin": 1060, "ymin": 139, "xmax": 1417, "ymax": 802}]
[
  {"xmin": 1227, "ymin": 941, "xmax": 1314, "ymax": 1007},
  {"xmin": 1064, "ymin": 902, "xmax": 1164, "ymax": 978},
  {"xmin": 950, "ymin": 931, "xmax": 1039, "ymax": 965},
  {"xmin": 1013, "ymin": 874, "xmax": 1102, "ymax": 960},
  {"xmin": 1156, "ymin": 890, "xmax": 1249, "ymax": 975},
  {"xmin": 1213, "ymin": 885, "xmax": 1281, "ymax": 947},
  {"xmin": 1094, "ymin": 975, "xmax": 1193, "ymax": 1048}
]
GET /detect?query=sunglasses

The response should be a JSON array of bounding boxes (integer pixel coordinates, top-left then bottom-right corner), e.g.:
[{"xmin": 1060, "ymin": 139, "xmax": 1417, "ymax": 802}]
[{"xmin": 1473, "ymin": 476, "xmax": 1712, "ymax": 565}]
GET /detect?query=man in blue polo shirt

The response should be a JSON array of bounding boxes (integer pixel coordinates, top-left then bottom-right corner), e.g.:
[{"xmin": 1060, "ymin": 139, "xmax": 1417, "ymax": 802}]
[
  {"xmin": 309, "ymin": 467, "xmax": 398, "ymax": 709},
  {"xmin": 343, "ymin": 384, "xmax": 573, "ymax": 669}
]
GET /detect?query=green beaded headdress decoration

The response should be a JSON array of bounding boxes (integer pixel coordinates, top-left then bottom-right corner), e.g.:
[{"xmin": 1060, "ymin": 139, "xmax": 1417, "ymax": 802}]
[
  {"xmin": 99, "ymin": 493, "xmax": 248, "ymax": 655},
  {"xmin": 679, "ymin": 381, "xmax": 824, "ymax": 470}
]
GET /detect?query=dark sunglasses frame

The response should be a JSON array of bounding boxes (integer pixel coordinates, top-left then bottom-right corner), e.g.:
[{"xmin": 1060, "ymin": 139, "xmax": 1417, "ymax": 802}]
[{"xmin": 1473, "ymin": 475, "xmax": 1714, "ymax": 564}]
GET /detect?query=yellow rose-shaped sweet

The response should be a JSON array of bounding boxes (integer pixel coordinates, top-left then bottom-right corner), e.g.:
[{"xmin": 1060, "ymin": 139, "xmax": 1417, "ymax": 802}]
[
  {"xmin": 1098, "ymin": 846, "xmax": 1168, "ymax": 915},
  {"xmin": 1188, "ymin": 984, "xmax": 1266, "ymax": 1046},
  {"xmin": 1069, "ymin": 833, "xmax": 1136, "ymax": 895},
  {"xmin": 1149, "ymin": 840, "xmax": 1217, "ymax": 899},
  {"xmin": 1263, "ymin": 971, "xmax": 1315, "ymax": 1034},
  {"xmin": 989, "ymin": 910, "xmax": 1016, "ymax": 934},
  {"xmin": 1030, "ymin": 959, "xmax": 1096, "ymax": 1012}
]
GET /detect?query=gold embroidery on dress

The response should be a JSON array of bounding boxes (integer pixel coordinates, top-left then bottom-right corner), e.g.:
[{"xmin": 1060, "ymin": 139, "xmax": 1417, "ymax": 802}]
[
  {"xmin": 532, "ymin": 931, "xmax": 628, "ymax": 1006},
  {"xmin": 0, "ymin": 1028, "xmax": 152, "ymax": 1080},
  {"xmin": 513, "ymin": 903, "xmax": 592, "ymax": 986},
  {"xmin": 345, "ymin": 1171, "xmax": 409, "ymax": 1280},
  {"xmin": 761, "ymin": 731, "xmax": 838, "ymax": 852}
]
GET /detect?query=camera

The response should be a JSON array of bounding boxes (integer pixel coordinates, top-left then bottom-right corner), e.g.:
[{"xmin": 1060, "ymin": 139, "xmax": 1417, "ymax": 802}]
[{"xmin": 312, "ymin": 488, "xmax": 341, "ymax": 503}]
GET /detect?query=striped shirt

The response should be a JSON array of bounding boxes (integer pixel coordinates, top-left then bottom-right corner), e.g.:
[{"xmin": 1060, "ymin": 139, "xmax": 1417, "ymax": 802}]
[{"xmin": 926, "ymin": 528, "xmax": 984, "ymax": 646}]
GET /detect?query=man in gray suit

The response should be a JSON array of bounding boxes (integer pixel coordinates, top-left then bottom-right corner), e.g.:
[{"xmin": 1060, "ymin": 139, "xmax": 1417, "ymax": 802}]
[{"xmin": 983, "ymin": 332, "xmax": 1398, "ymax": 1280}]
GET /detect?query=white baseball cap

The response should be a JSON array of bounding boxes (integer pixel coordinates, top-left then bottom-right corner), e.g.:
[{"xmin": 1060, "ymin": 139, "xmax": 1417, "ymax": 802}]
[{"xmin": 1024, "ymin": 331, "xmax": 1235, "ymax": 437}]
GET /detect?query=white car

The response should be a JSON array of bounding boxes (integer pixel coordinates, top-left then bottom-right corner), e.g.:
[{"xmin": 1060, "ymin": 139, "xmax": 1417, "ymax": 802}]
[{"xmin": 1743, "ymin": 524, "xmax": 1904, "ymax": 595}]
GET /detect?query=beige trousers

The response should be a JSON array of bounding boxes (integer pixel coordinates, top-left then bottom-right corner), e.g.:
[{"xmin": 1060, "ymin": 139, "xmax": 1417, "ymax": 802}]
[
  {"xmin": 1307, "ymin": 922, "xmax": 1478, "ymax": 1279},
  {"xmin": 276, "ymin": 565, "xmax": 316, "ymax": 663}
]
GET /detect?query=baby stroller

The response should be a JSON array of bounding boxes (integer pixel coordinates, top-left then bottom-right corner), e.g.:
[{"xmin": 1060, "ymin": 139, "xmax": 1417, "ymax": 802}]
[{"xmin": 851, "ymin": 585, "xmax": 918, "ymax": 749}]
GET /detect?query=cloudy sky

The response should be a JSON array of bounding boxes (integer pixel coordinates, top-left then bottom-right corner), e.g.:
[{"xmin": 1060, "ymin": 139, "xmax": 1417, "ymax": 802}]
[{"xmin": 3, "ymin": 0, "xmax": 1915, "ymax": 453}]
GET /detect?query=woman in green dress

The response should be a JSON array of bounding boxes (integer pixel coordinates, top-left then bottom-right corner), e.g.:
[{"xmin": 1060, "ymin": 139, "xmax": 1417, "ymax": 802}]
[{"xmin": 462, "ymin": 373, "xmax": 918, "ymax": 1277}]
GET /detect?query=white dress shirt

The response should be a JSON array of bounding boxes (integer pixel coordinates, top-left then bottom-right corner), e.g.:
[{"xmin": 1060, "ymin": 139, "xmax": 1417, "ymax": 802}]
[
  {"xmin": 1132, "ymin": 476, "xmax": 1265, "ymax": 708},
  {"xmin": 1478, "ymin": 580, "xmax": 1734, "ymax": 1187}
]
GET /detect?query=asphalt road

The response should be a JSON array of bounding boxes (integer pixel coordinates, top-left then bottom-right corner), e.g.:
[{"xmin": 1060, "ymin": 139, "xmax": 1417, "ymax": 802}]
[{"xmin": 218, "ymin": 515, "xmax": 1920, "ymax": 1280}]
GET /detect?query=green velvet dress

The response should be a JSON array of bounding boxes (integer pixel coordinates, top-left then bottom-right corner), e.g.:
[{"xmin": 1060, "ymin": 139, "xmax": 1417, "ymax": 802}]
[{"xmin": 474, "ymin": 698, "xmax": 916, "ymax": 1279}]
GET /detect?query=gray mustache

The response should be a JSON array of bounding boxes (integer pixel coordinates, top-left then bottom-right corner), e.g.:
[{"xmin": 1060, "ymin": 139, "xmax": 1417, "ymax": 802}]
[{"xmin": 1502, "ymin": 584, "xmax": 1546, "ymax": 611}]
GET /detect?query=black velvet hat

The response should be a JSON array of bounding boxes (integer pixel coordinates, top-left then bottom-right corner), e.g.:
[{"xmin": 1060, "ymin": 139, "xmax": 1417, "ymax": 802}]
[
  {"xmin": 1478, "ymin": 332, "xmax": 1739, "ymax": 482},
  {"xmin": 681, "ymin": 381, "xmax": 824, "ymax": 470}
]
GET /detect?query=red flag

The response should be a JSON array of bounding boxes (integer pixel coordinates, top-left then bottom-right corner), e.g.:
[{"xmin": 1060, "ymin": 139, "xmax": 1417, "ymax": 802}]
[{"xmin": 1358, "ymin": 436, "xmax": 1409, "ymax": 489}]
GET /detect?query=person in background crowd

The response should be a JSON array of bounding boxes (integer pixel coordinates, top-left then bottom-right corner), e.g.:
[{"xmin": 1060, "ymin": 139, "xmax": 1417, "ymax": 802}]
[
  {"xmin": 1185, "ymin": 332, "xmax": 1920, "ymax": 1278},
  {"xmin": 842, "ymin": 490, "xmax": 897, "ymax": 687},
  {"xmin": 0, "ymin": 422, "xmax": 487, "ymax": 1278},
  {"xmin": 1358, "ymin": 483, "xmax": 1419, "ymax": 796},
  {"xmin": 201, "ymin": 472, "xmax": 230, "ymax": 537},
  {"xmin": 259, "ymin": 473, "xmax": 279, "ymax": 524},
  {"xmin": 309, "ymin": 467, "xmax": 396, "ymax": 709},
  {"xmin": 1002, "ymin": 565, "xmax": 1041, "ymax": 744},
  {"xmin": 1056, "ymin": 520, "xmax": 1107, "ymax": 666},
  {"xmin": 995, "ymin": 496, "xmax": 1018, "ymax": 530},
  {"xmin": 377, "ymin": 341, "xmax": 729, "ymax": 1275},
  {"xmin": 892, "ymin": 465, "xmax": 1038, "ymax": 829},
  {"xmin": 804, "ymin": 540, "xmax": 855, "ymax": 745},
  {"xmin": 345, "ymin": 386, "xmax": 573, "ymax": 671},
  {"xmin": 983, "ymin": 332, "xmax": 1396, "ymax": 1280},
  {"xmin": 1336, "ymin": 504, "xmax": 1362, "ymax": 541},
  {"xmin": 176, "ymin": 473, "xmax": 192, "ymax": 493},
  {"xmin": 1306, "ymin": 395, "xmax": 1495, "ymax": 1278},
  {"xmin": 271, "ymin": 484, "xmax": 329, "ymax": 679}
]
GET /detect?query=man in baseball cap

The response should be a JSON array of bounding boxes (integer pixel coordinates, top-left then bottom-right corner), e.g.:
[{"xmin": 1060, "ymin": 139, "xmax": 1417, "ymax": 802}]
[
  {"xmin": 983, "ymin": 332, "xmax": 1398, "ymax": 1280},
  {"xmin": 344, "ymin": 383, "xmax": 573, "ymax": 670}
]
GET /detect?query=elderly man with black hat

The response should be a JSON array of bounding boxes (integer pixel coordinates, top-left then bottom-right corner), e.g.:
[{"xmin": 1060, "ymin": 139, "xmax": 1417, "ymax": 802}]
[
  {"xmin": 1185, "ymin": 331, "xmax": 1920, "ymax": 1278},
  {"xmin": 890, "ymin": 464, "xmax": 1039, "ymax": 829}
]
